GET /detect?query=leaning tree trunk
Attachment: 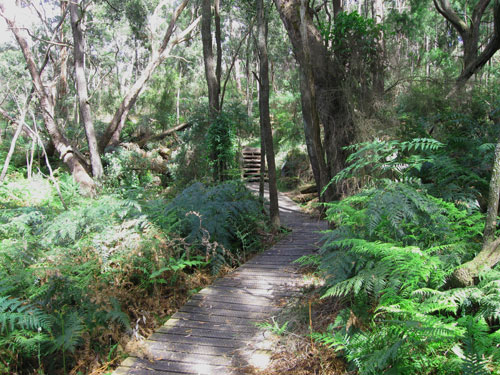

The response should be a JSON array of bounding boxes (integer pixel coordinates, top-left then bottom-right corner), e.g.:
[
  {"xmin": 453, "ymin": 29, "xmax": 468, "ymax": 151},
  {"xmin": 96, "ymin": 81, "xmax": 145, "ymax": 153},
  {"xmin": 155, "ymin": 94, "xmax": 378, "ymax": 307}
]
[
  {"xmin": 70, "ymin": 0, "xmax": 103, "ymax": 179},
  {"xmin": 451, "ymin": 140, "xmax": 500, "ymax": 286},
  {"xmin": 434, "ymin": 0, "xmax": 500, "ymax": 91},
  {"xmin": 99, "ymin": 0, "xmax": 193, "ymax": 151},
  {"xmin": 0, "ymin": 4, "xmax": 96, "ymax": 195},
  {"xmin": 257, "ymin": 0, "xmax": 280, "ymax": 229}
]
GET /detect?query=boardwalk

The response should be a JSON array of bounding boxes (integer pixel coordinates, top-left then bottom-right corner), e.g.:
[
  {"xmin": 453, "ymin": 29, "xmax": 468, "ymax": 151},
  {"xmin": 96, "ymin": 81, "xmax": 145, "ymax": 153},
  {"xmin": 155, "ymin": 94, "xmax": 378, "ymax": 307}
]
[{"xmin": 113, "ymin": 185, "xmax": 327, "ymax": 375}]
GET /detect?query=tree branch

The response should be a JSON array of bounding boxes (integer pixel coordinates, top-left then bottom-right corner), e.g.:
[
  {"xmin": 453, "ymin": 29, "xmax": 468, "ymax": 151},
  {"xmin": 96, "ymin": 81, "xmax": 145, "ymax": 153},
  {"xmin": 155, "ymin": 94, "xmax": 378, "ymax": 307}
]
[
  {"xmin": 454, "ymin": 1, "xmax": 500, "ymax": 88},
  {"xmin": 136, "ymin": 122, "xmax": 192, "ymax": 147},
  {"xmin": 220, "ymin": 20, "xmax": 254, "ymax": 110},
  {"xmin": 433, "ymin": 0, "xmax": 469, "ymax": 36},
  {"xmin": 472, "ymin": 0, "xmax": 491, "ymax": 27},
  {"xmin": 252, "ymin": 70, "xmax": 262, "ymax": 87},
  {"xmin": 99, "ymin": 0, "xmax": 192, "ymax": 151}
]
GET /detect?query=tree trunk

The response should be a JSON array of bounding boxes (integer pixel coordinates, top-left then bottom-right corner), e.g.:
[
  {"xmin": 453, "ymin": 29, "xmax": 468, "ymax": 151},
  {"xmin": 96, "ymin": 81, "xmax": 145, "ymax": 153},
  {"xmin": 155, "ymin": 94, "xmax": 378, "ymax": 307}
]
[
  {"xmin": 0, "ymin": 119, "xmax": 25, "ymax": 183},
  {"xmin": 451, "ymin": 140, "xmax": 500, "ymax": 286},
  {"xmin": 372, "ymin": 0, "xmax": 385, "ymax": 97},
  {"xmin": 0, "ymin": 93, "xmax": 33, "ymax": 183},
  {"xmin": 245, "ymin": 33, "xmax": 254, "ymax": 120},
  {"xmin": 257, "ymin": 0, "xmax": 280, "ymax": 229},
  {"xmin": 259, "ymin": 130, "xmax": 266, "ymax": 205},
  {"xmin": 55, "ymin": 1, "xmax": 69, "ymax": 123},
  {"xmin": 274, "ymin": 0, "xmax": 355, "ymax": 200},
  {"xmin": 201, "ymin": 0, "xmax": 220, "ymax": 114},
  {"xmin": 70, "ymin": 0, "xmax": 103, "ymax": 179},
  {"xmin": 433, "ymin": 0, "xmax": 499, "ymax": 89},
  {"xmin": 214, "ymin": 0, "xmax": 222, "ymax": 93},
  {"xmin": 299, "ymin": 70, "xmax": 324, "ymax": 199},
  {"xmin": 298, "ymin": 0, "xmax": 331, "ymax": 202},
  {"xmin": 0, "ymin": 4, "xmax": 96, "ymax": 195}
]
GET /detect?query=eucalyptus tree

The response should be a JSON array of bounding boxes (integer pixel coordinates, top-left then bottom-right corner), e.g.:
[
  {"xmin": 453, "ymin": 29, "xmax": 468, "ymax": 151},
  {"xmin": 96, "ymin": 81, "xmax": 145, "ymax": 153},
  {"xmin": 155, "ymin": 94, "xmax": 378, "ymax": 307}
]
[
  {"xmin": 256, "ymin": 0, "xmax": 280, "ymax": 228},
  {"xmin": 201, "ymin": 0, "xmax": 221, "ymax": 114},
  {"xmin": 99, "ymin": 0, "xmax": 199, "ymax": 150},
  {"xmin": 0, "ymin": 0, "xmax": 198, "ymax": 193},
  {"xmin": 0, "ymin": 1, "xmax": 97, "ymax": 194},
  {"xmin": 445, "ymin": 0, "xmax": 500, "ymax": 286},
  {"xmin": 274, "ymin": 0, "xmax": 357, "ymax": 201},
  {"xmin": 434, "ymin": 0, "xmax": 500, "ymax": 86},
  {"xmin": 70, "ymin": 0, "xmax": 103, "ymax": 179}
]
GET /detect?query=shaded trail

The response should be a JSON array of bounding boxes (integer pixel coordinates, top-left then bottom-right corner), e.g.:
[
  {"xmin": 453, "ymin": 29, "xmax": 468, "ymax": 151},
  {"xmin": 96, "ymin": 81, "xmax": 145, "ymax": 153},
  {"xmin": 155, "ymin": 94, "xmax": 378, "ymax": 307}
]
[{"xmin": 113, "ymin": 184, "xmax": 327, "ymax": 375}]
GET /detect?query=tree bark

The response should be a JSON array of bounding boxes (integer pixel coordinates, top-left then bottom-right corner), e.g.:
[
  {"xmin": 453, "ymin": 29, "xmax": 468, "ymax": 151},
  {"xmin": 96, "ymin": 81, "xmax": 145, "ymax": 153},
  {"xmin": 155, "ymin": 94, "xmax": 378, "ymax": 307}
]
[
  {"xmin": 372, "ymin": 0, "xmax": 385, "ymax": 97},
  {"xmin": 70, "ymin": 0, "xmax": 103, "ymax": 179},
  {"xmin": 55, "ymin": 1, "xmax": 69, "ymax": 123},
  {"xmin": 201, "ymin": 0, "xmax": 220, "ymax": 114},
  {"xmin": 259, "ymin": 128, "xmax": 266, "ymax": 205},
  {"xmin": 0, "ymin": 4, "xmax": 96, "ymax": 195},
  {"xmin": 451, "ymin": 138, "xmax": 500, "ymax": 286},
  {"xmin": 298, "ymin": 0, "xmax": 331, "ymax": 202},
  {"xmin": 455, "ymin": 2, "xmax": 500, "ymax": 86},
  {"xmin": 136, "ymin": 122, "xmax": 191, "ymax": 147},
  {"xmin": 215, "ymin": 0, "xmax": 222, "ymax": 92},
  {"xmin": 0, "ymin": 113, "xmax": 26, "ymax": 183},
  {"xmin": 245, "ymin": 35, "xmax": 254, "ymax": 120},
  {"xmin": 274, "ymin": 0, "xmax": 354, "ymax": 201},
  {"xmin": 433, "ymin": 0, "xmax": 499, "ymax": 88},
  {"xmin": 257, "ymin": 0, "xmax": 280, "ymax": 229}
]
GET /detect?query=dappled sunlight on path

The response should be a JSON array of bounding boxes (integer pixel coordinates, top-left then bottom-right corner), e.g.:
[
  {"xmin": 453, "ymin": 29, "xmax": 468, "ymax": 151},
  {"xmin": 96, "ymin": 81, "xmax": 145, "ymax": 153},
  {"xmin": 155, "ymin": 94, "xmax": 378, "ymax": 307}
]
[{"xmin": 112, "ymin": 183, "xmax": 326, "ymax": 375}]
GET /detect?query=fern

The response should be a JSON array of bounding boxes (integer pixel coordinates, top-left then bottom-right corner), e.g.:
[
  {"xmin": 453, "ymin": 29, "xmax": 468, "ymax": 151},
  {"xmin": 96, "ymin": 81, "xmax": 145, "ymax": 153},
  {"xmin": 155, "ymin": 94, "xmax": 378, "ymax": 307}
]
[
  {"xmin": 105, "ymin": 298, "xmax": 130, "ymax": 329},
  {"xmin": 0, "ymin": 296, "xmax": 52, "ymax": 334},
  {"xmin": 41, "ymin": 195, "xmax": 144, "ymax": 247},
  {"xmin": 155, "ymin": 181, "xmax": 264, "ymax": 272},
  {"xmin": 455, "ymin": 316, "xmax": 496, "ymax": 375},
  {"xmin": 316, "ymin": 176, "xmax": 496, "ymax": 374},
  {"xmin": 0, "ymin": 296, "xmax": 53, "ymax": 356},
  {"xmin": 313, "ymin": 307, "xmax": 462, "ymax": 374},
  {"xmin": 51, "ymin": 311, "xmax": 84, "ymax": 354},
  {"xmin": 324, "ymin": 138, "xmax": 444, "ymax": 190},
  {"xmin": 324, "ymin": 137, "xmax": 491, "ymax": 205}
]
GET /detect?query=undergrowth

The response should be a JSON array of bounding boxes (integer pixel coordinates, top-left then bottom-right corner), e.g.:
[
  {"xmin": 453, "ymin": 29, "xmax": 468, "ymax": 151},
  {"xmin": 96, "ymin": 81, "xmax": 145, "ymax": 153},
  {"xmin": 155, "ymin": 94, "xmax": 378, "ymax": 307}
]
[
  {"xmin": 0, "ymin": 174, "xmax": 266, "ymax": 374},
  {"xmin": 311, "ymin": 138, "xmax": 500, "ymax": 374}
]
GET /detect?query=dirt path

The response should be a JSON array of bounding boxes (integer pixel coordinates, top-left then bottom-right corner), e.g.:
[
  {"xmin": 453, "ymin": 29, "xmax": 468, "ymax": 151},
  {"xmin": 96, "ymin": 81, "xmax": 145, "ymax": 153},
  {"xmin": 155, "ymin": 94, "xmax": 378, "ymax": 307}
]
[{"xmin": 112, "ymin": 184, "xmax": 327, "ymax": 375}]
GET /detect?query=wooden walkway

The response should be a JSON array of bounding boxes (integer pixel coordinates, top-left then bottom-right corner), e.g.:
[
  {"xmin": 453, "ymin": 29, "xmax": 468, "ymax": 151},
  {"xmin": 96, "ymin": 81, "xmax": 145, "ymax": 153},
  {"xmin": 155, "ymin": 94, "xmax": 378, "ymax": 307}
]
[{"xmin": 113, "ymin": 184, "xmax": 326, "ymax": 375}]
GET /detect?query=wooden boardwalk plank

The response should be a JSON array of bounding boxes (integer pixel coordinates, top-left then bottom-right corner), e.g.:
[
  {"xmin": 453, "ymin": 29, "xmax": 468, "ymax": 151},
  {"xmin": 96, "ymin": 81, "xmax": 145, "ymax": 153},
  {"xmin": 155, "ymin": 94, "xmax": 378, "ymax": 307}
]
[
  {"xmin": 148, "ymin": 332, "xmax": 249, "ymax": 347},
  {"xmin": 156, "ymin": 326, "xmax": 257, "ymax": 340},
  {"xmin": 160, "ymin": 318, "xmax": 257, "ymax": 333},
  {"xmin": 122, "ymin": 357, "xmax": 235, "ymax": 375},
  {"xmin": 112, "ymin": 184, "xmax": 325, "ymax": 375},
  {"xmin": 188, "ymin": 293, "xmax": 277, "ymax": 307},
  {"xmin": 183, "ymin": 299, "xmax": 278, "ymax": 313},
  {"xmin": 171, "ymin": 311, "xmax": 265, "ymax": 326},
  {"xmin": 178, "ymin": 305, "xmax": 270, "ymax": 320},
  {"xmin": 131, "ymin": 351, "xmax": 235, "ymax": 366}
]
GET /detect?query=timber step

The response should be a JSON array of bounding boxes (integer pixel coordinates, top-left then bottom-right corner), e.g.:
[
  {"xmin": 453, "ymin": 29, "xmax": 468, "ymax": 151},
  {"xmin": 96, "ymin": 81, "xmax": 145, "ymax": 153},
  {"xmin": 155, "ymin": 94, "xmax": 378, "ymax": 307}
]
[{"xmin": 242, "ymin": 146, "xmax": 268, "ymax": 182}]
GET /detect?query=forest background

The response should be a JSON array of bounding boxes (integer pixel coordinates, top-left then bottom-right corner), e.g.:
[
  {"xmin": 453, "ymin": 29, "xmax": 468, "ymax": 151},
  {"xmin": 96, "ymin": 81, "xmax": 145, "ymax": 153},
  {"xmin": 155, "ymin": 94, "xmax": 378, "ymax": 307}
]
[{"xmin": 0, "ymin": 0, "xmax": 499, "ymax": 374}]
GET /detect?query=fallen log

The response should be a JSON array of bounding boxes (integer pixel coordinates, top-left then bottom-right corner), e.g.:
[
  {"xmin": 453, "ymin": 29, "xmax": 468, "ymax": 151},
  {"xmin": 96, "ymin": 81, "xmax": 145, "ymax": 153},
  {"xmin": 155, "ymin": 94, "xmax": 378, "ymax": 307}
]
[{"xmin": 137, "ymin": 122, "xmax": 191, "ymax": 147}]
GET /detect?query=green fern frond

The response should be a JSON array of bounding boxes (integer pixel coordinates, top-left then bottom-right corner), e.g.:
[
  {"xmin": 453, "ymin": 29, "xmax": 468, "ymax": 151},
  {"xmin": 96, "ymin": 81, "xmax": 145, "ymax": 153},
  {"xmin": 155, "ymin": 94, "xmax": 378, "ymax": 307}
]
[
  {"xmin": 106, "ymin": 298, "xmax": 130, "ymax": 329},
  {"xmin": 52, "ymin": 311, "xmax": 84, "ymax": 353},
  {"xmin": 0, "ymin": 296, "xmax": 52, "ymax": 334}
]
